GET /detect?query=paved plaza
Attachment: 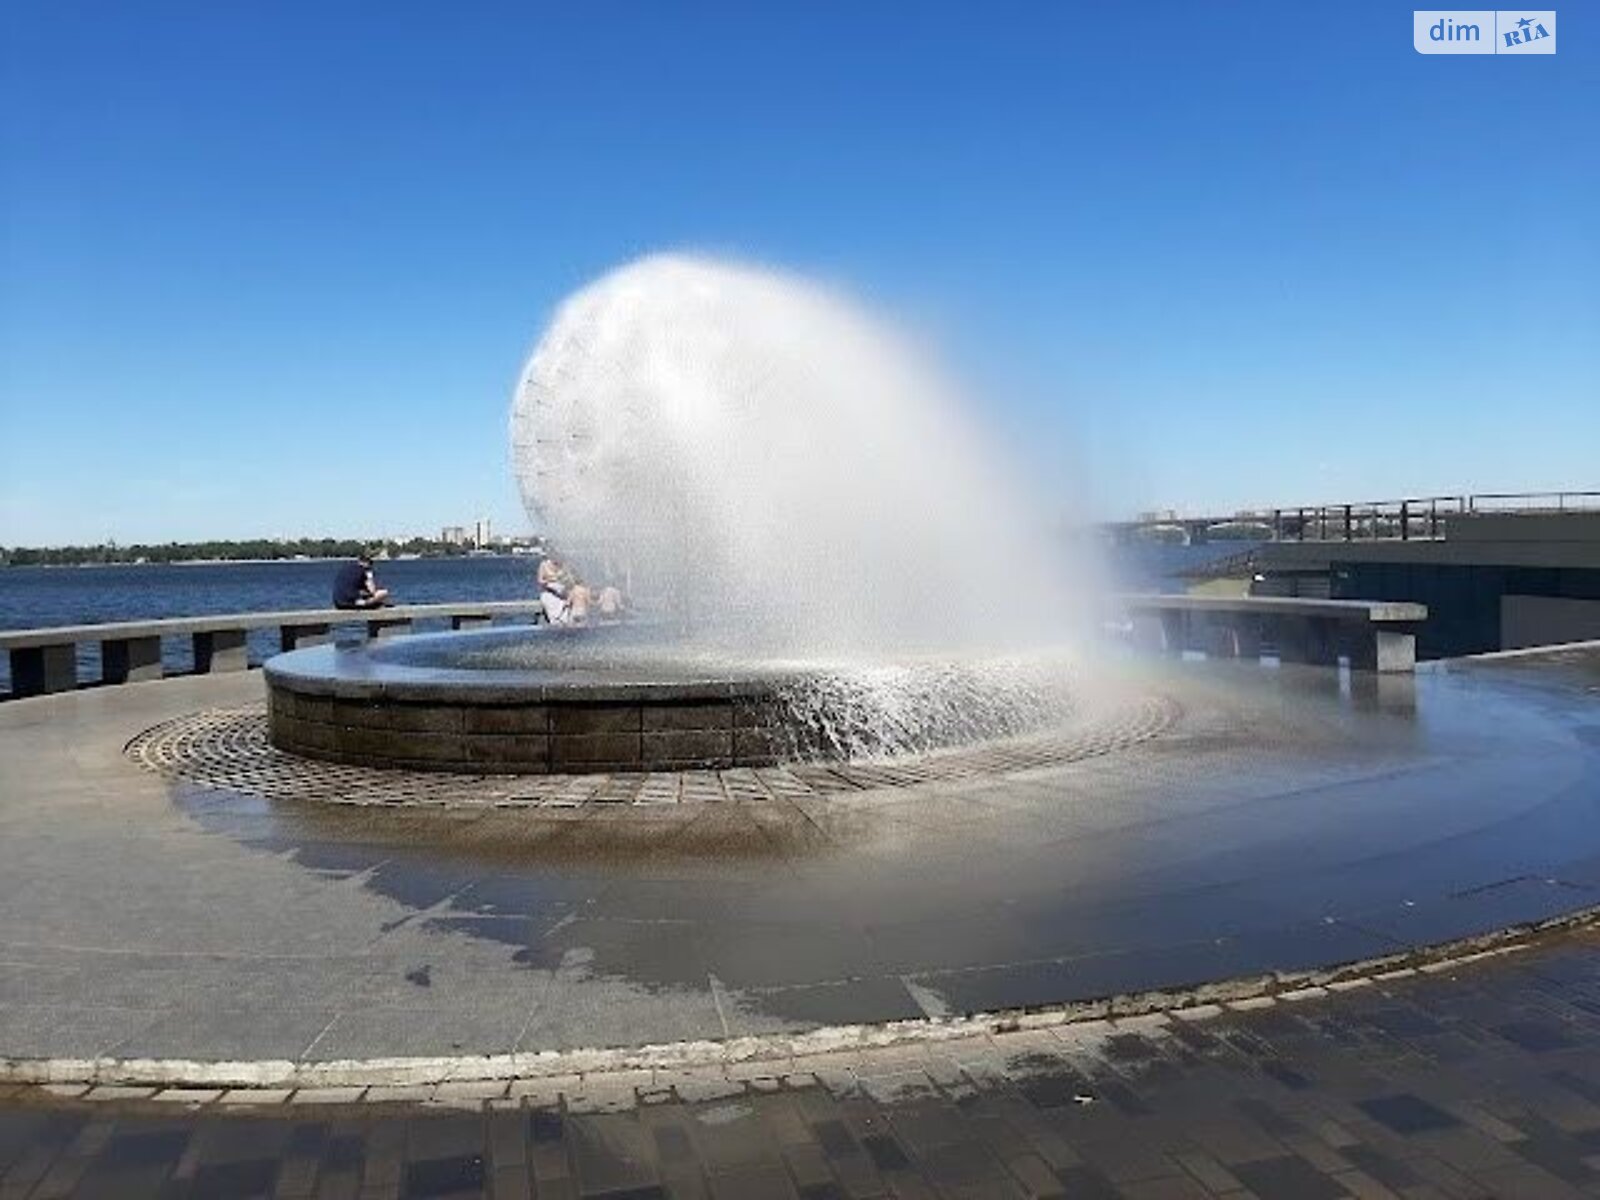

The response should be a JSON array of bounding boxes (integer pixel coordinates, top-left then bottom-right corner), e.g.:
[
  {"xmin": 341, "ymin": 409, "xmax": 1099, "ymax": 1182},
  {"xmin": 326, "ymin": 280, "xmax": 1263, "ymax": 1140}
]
[
  {"xmin": 3, "ymin": 923, "xmax": 1600, "ymax": 1197},
  {"xmin": 0, "ymin": 647, "xmax": 1598, "ymax": 1195},
  {"xmin": 2, "ymin": 650, "xmax": 1600, "ymax": 1077}
]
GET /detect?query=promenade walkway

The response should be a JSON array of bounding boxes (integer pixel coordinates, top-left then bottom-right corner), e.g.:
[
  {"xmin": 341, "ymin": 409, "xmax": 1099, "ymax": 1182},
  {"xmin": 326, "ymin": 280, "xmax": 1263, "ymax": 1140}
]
[
  {"xmin": 3, "ymin": 924, "xmax": 1598, "ymax": 1197},
  {"xmin": 1, "ymin": 646, "xmax": 1598, "ymax": 1195}
]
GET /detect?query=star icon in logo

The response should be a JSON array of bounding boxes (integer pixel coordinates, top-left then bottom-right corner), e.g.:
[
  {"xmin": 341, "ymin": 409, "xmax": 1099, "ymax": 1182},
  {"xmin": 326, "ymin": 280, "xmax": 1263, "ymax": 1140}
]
[{"xmin": 1517, "ymin": 15, "xmax": 1533, "ymax": 29}]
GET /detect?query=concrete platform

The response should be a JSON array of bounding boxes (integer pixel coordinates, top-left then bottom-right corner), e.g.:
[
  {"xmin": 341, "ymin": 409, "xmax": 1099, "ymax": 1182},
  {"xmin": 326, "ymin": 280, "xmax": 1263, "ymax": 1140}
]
[{"xmin": 1, "ymin": 648, "xmax": 1598, "ymax": 1082}]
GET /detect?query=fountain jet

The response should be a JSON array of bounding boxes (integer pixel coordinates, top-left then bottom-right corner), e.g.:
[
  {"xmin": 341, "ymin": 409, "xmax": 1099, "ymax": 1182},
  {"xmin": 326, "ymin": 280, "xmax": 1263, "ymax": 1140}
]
[{"xmin": 511, "ymin": 254, "xmax": 1085, "ymax": 659}]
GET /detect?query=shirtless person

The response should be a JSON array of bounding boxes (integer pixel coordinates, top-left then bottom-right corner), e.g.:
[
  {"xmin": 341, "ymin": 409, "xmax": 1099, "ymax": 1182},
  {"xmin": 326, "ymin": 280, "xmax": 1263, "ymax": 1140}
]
[{"xmin": 537, "ymin": 557, "xmax": 590, "ymax": 625}]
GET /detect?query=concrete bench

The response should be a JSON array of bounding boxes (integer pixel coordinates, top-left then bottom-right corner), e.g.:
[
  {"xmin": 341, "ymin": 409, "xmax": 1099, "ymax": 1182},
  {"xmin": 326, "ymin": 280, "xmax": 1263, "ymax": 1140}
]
[
  {"xmin": 1121, "ymin": 594, "xmax": 1428, "ymax": 673},
  {"xmin": 0, "ymin": 602, "xmax": 546, "ymax": 698}
]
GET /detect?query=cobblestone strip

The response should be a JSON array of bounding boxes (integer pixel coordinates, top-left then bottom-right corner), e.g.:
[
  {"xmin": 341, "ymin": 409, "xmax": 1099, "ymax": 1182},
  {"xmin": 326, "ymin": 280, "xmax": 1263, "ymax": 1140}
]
[{"xmin": 124, "ymin": 694, "xmax": 1179, "ymax": 810}]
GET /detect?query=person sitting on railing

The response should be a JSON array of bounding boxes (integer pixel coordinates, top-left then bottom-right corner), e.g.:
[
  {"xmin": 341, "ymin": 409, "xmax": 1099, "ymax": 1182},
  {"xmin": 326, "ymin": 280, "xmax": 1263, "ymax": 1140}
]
[{"xmin": 332, "ymin": 550, "xmax": 391, "ymax": 610}]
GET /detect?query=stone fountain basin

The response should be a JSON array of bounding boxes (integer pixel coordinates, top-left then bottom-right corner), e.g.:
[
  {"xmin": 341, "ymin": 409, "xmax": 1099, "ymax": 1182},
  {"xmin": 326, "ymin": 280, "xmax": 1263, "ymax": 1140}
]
[
  {"xmin": 264, "ymin": 626, "xmax": 808, "ymax": 774},
  {"xmin": 264, "ymin": 624, "xmax": 1076, "ymax": 774}
]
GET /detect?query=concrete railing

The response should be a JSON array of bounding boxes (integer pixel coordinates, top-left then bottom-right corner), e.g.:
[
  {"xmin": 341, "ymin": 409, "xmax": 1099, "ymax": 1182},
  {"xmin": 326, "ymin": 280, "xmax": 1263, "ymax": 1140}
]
[
  {"xmin": 1, "ymin": 593, "xmax": 1432, "ymax": 700},
  {"xmin": 0, "ymin": 602, "xmax": 547, "ymax": 698},
  {"xmin": 1120, "ymin": 594, "xmax": 1428, "ymax": 673}
]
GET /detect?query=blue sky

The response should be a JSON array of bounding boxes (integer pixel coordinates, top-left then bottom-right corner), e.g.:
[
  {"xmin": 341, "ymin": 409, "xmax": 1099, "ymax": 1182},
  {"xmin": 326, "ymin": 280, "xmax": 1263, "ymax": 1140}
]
[{"xmin": 2, "ymin": 2, "xmax": 1595, "ymax": 544}]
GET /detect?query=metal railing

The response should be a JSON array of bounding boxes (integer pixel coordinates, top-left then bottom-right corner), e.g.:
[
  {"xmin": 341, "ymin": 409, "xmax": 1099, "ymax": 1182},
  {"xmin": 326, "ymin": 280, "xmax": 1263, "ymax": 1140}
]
[
  {"xmin": 1272, "ymin": 496, "xmax": 1461, "ymax": 543},
  {"xmin": 1465, "ymin": 491, "xmax": 1600, "ymax": 513},
  {"xmin": 1269, "ymin": 491, "xmax": 1600, "ymax": 543},
  {"xmin": 1111, "ymin": 491, "xmax": 1600, "ymax": 544}
]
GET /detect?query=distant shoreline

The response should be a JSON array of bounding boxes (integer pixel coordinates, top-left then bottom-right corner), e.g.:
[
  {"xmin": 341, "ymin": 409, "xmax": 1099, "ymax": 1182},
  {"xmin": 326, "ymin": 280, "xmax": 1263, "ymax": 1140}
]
[{"xmin": 1, "ymin": 553, "xmax": 533, "ymax": 569}]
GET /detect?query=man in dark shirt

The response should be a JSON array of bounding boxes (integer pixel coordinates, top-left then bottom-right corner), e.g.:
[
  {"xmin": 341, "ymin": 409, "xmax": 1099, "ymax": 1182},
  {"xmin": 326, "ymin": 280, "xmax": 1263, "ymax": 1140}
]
[{"xmin": 332, "ymin": 551, "xmax": 391, "ymax": 609}]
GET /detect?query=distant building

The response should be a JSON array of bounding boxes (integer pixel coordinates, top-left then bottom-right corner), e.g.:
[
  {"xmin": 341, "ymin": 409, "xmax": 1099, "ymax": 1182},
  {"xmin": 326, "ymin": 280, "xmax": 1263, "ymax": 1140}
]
[
  {"xmin": 474, "ymin": 518, "xmax": 491, "ymax": 549},
  {"xmin": 441, "ymin": 525, "xmax": 467, "ymax": 545}
]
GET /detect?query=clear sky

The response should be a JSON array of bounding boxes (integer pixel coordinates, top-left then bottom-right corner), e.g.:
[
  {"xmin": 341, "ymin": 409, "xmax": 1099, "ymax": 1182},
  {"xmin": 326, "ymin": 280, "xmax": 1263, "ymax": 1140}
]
[{"xmin": 2, "ymin": 2, "xmax": 1595, "ymax": 545}]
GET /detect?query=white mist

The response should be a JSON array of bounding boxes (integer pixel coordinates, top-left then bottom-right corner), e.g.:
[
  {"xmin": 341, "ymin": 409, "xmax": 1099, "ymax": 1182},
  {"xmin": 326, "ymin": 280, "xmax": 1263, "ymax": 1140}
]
[{"xmin": 511, "ymin": 253, "xmax": 1089, "ymax": 662}]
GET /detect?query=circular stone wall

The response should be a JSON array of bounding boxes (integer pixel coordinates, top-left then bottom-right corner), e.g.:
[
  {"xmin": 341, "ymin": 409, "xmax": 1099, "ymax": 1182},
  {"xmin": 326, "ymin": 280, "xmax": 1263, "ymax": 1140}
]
[
  {"xmin": 267, "ymin": 644, "xmax": 790, "ymax": 776},
  {"xmin": 263, "ymin": 626, "xmax": 1079, "ymax": 774},
  {"xmin": 267, "ymin": 677, "xmax": 791, "ymax": 774}
]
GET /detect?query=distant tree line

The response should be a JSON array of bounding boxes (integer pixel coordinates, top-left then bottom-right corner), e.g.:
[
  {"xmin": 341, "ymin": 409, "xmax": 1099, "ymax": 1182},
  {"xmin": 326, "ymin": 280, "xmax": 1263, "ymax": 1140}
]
[{"xmin": 0, "ymin": 537, "xmax": 475, "ymax": 567}]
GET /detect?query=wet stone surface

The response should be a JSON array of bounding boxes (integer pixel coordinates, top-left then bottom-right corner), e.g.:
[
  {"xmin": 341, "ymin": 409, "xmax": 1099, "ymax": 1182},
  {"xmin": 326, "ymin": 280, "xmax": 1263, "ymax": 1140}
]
[
  {"xmin": 2, "ymin": 649, "xmax": 1599, "ymax": 1065},
  {"xmin": 129, "ymin": 693, "xmax": 1178, "ymax": 806},
  {"xmin": 4, "ymin": 925, "xmax": 1600, "ymax": 1197},
  {"xmin": 261, "ymin": 625, "xmax": 1090, "ymax": 771}
]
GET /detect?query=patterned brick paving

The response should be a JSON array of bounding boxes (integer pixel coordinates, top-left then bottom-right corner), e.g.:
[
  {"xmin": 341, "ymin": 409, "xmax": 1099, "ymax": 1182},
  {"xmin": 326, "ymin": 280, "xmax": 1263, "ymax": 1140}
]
[
  {"xmin": 123, "ymin": 694, "xmax": 1177, "ymax": 809},
  {"xmin": 5, "ymin": 926, "xmax": 1599, "ymax": 1197}
]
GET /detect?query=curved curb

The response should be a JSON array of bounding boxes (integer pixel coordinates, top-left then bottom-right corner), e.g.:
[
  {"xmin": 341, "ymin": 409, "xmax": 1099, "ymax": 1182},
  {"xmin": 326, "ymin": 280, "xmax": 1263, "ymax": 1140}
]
[{"xmin": 7, "ymin": 904, "xmax": 1596, "ymax": 1104}]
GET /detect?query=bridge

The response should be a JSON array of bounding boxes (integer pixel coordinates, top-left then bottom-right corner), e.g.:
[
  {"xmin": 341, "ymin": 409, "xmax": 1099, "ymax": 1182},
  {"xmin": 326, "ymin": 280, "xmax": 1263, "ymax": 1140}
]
[{"xmin": 1102, "ymin": 490, "xmax": 1600, "ymax": 546}]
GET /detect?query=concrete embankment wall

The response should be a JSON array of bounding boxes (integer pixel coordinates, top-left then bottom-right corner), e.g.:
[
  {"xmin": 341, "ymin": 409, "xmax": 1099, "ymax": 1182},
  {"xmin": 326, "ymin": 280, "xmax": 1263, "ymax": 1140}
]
[{"xmin": 1251, "ymin": 512, "xmax": 1600, "ymax": 659}]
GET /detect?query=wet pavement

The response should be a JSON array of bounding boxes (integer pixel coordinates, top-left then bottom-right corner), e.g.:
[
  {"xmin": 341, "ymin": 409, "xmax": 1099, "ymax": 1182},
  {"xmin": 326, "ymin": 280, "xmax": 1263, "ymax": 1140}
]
[
  {"xmin": 3, "ymin": 922, "xmax": 1600, "ymax": 1198},
  {"xmin": 0, "ymin": 650, "xmax": 1598, "ymax": 1070}
]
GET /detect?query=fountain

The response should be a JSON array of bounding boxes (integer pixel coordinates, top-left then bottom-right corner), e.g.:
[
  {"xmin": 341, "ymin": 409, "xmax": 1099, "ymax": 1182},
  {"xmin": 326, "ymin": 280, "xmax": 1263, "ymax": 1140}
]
[
  {"xmin": 96, "ymin": 258, "xmax": 1600, "ymax": 1066},
  {"xmin": 266, "ymin": 254, "xmax": 1095, "ymax": 772}
]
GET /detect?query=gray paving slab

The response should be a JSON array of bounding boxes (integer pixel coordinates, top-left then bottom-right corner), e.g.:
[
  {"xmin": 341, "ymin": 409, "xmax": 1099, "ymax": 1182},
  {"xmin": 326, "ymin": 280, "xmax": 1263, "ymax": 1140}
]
[
  {"xmin": 307, "ymin": 1004, "xmax": 530, "ymax": 1061},
  {"xmin": 1, "ymin": 653, "xmax": 1598, "ymax": 1075},
  {"xmin": 0, "ymin": 1006, "xmax": 165, "ymax": 1060},
  {"xmin": 517, "ymin": 976, "xmax": 734, "ymax": 1052},
  {"xmin": 110, "ymin": 1008, "xmax": 338, "ymax": 1062}
]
